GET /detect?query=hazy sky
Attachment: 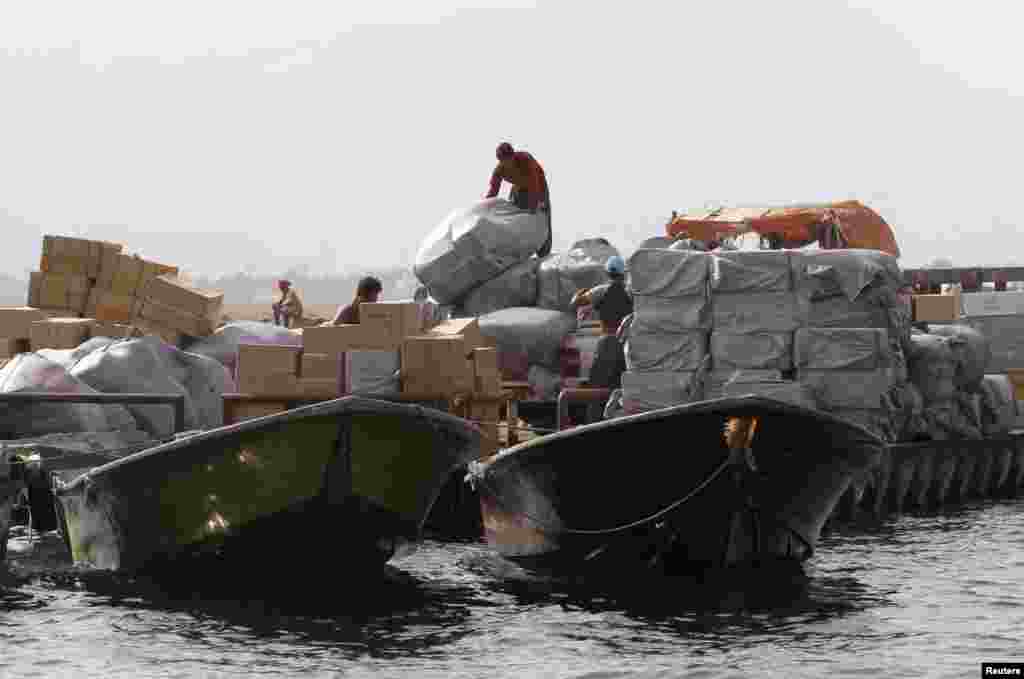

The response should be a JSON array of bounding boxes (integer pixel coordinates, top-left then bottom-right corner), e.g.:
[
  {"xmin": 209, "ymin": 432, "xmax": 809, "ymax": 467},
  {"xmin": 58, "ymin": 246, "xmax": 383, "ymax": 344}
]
[{"xmin": 1, "ymin": 0, "xmax": 1022, "ymax": 278}]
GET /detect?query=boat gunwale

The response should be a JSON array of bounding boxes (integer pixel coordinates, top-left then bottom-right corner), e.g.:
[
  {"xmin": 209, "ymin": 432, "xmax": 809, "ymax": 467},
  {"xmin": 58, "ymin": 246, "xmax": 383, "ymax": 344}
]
[
  {"xmin": 55, "ymin": 395, "xmax": 482, "ymax": 494},
  {"xmin": 481, "ymin": 394, "xmax": 886, "ymax": 469}
]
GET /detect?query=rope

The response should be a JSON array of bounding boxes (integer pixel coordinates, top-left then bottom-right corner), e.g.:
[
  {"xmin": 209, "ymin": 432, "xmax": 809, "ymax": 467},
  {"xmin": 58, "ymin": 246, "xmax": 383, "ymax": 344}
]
[{"xmin": 471, "ymin": 453, "xmax": 734, "ymax": 536}]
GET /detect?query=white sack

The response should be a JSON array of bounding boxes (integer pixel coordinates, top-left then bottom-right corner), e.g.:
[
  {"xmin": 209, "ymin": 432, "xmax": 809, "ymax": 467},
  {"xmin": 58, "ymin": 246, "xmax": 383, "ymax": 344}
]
[
  {"xmin": 711, "ymin": 251, "xmax": 796, "ymax": 293},
  {"xmin": 637, "ymin": 236, "xmax": 675, "ymax": 250},
  {"xmin": 70, "ymin": 336, "xmax": 231, "ymax": 437},
  {"xmin": 35, "ymin": 337, "xmax": 121, "ymax": 370},
  {"xmin": 627, "ymin": 249, "xmax": 711, "ymax": 298},
  {"xmin": 625, "ymin": 329, "xmax": 707, "ymax": 372},
  {"xmin": 461, "ymin": 257, "xmax": 540, "ymax": 317},
  {"xmin": 414, "ymin": 198, "xmax": 549, "ymax": 304},
  {"xmin": 711, "ymin": 332, "xmax": 793, "ymax": 370},
  {"xmin": 621, "ymin": 370, "xmax": 700, "ymax": 414},
  {"xmin": 0, "ymin": 353, "xmax": 137, "ymax": 438},
  {"xmin": 796, "ymin": 249, "xmax": 902, "ymax": 302},
  {"xmin": 927, "ymin": 324, "xmax": 991, "ymax": 392},
  {"xmin": 906, "ymin": 334, "xmax": 958, "ymax": 404},
  {"xmin": 794, "ymin": 328, "xmax": 890, "ymax": 371},
  {"xmin": 964, "ymin": 315, "xmax": 1024, "ymax": 373},
  {"xmin": 633, "ymin": 294, "xmax": 710, "ymax": 332},
  {"xmin": 477, "ymin": 307, "xmax": 577, "ymax": 372},
  {"xmin": 537, "ymin": 238, "xmax": 620, "ymax": 312},
  {"xmin": 799, "ymin": 369, "xmax": 895, "ymax": 410},
  {"xmin": 711, "ymin": 292, "xmax": 804, "ymax": 334},
  {"xmin": 979, "ymin": 374, "xmax": 1017, "ymax": 436}
]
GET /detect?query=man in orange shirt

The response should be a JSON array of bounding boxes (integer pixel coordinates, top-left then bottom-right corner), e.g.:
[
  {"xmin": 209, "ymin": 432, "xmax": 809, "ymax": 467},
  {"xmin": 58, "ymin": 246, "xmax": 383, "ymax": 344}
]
[{"xmin": 486, "ymin": 142, "xmax": 552, "ymax": 257}]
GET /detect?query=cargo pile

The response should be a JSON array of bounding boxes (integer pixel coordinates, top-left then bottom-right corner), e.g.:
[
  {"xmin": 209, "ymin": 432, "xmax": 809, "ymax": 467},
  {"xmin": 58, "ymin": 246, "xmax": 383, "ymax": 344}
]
[
  {"xmin": 616, "ymin": 247, "xmax": 914, "ymax": 440},
  {"xmin": 413, "ymin": 197, "xmax": 623, "ymax": 398},
  {"xmin": 6, "ymin": 234, "xmax": 226, "ymax": 355}
]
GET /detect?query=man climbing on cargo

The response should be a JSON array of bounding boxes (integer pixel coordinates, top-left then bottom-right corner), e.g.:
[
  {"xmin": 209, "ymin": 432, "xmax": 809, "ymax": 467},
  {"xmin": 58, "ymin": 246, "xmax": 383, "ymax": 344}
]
[
  {"xmin": 486, "ymin": 142, "xmax": 552, "ymax": 258},
  {"xmin": 570, "ymin": 255, "xmax": 633, "ymax": 420},
  {"xmin": 332, "ymin": 275, "xmax": 383, "ymax": 325},
  {"xmin": 272, "ymin": 280, "xmax": 303, "ymax": 328}
]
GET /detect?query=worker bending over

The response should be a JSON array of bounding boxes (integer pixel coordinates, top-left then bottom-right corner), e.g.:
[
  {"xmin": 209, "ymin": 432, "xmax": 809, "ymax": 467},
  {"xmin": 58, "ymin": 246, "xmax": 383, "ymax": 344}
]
[
  {"xmin": 272, "ymin": 280, "xmax": 303, "ymax": 328},
  {"xmin": 486, "ymin": 142, "xmax": 552, "ymax": 258},
  {"xmin": 570, "ymin": 255, "xmax": 634, "ymax": 420},
  {"xmin": 332, "ymin": 276, "xmax": 383, "ymax": 325}
]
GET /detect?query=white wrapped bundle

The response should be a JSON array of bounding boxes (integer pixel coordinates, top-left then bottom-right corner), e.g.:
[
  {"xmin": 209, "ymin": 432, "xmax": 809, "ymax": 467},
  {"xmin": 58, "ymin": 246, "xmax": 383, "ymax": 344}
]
[
  {"xmin": 711, "ymin": 250, "xmax": 797, "ymax": 293},
  {"xmin": 620, "ymin": 370, "xmax": 700, "ymax": 414},
  {"xmin": 414, "ymin": 198, "xmax": 549, "ymax": 304},
  {"xmin": 627, "ymin": 249, "xmax": 711, "ymax": 298},
  {"xmin": 537, "ymin": 238, "xmax": 620, "ymax": 312}
]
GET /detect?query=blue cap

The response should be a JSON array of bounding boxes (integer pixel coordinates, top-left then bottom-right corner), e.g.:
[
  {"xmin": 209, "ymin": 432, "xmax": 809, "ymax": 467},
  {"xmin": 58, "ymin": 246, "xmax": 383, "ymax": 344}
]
[{"xmin": 605, "ymin": 255, "xmax": 626, "ymax": 275}]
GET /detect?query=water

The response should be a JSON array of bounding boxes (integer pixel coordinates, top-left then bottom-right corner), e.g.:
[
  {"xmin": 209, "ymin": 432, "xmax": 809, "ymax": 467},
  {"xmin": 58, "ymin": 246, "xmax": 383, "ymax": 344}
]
[{"xmin": 2, "ymin": 498, "xmax": 1022, "ymax": 678}]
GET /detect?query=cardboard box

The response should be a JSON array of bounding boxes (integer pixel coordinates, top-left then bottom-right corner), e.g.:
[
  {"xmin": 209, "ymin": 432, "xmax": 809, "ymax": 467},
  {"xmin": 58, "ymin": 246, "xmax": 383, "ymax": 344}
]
[
  {"xmin": 0, "ymin": 307, "xmax": 49, "ymax": 340},
  {"xmin": 300, "ymin": 352, "xmax": 342, "ymax": 379},
  {"xmin": 137, "ymin": 299, "xmax": 217, "ymax": 337},
  {"xmin": 913, "ymin": 293, "xmax": 960, "ymax": 322},
  {"xmin": 298, "ymin": 378, "xmax": 341, "ymax": 399},
  {"xmin": 29, "ymin": 318, "xmax": 93, "ymax": 350},
  {"xmin": 360, "ymin": 302, "xmax": 423, "ymax": 346},
  {"xmin": 87, "ymin": 288, "xmax": 138, "ymax": 322},
  {"xmin": 427, "ymin": 318, "xmax": 488, "ymax": 357},
  {"xmin": 401, "ymin": 336, "xmax": 473, "ymax": 395},
  {"xmin": 35, "ymin": 273, "xmax": 91, "ymax": 312},
  {"xmin": 1007, "ymin": 369, "xmax": 1024, "ymax": 401},
  {"xmin": 42, "ymin": 236, "xmax": 122, "ymax": 278},
  {"xmin": 99, "ymin": 254, "xmax": 178, "ymax": 297},
  {"xmin": 302, "ymin": 324, "xmax": 388, "ymax": 355},
  {"xmin": 0, "ymin": 337, "xmax": 30, "ymax": 359},
  {"xmin": 960, "ymin": 291, "xmax": 1024, "ymax": 318},
  {"xmin": 473, "ymin": 347, "xmax": 502, "ymax": 395},
  {"xmin": 91, "ymin": 321, "xmax": 138, "ymax": 339},
  {"xmin": 142, "ymin": 274, "xmax": 224, "ymax": 321},
  {"xmin": 236, "ymin": 343, "xmax": 302, "ymax": 394},
  {"xmin": 230, "ymin": 401, "xmax": 289, "ymax": 422}
]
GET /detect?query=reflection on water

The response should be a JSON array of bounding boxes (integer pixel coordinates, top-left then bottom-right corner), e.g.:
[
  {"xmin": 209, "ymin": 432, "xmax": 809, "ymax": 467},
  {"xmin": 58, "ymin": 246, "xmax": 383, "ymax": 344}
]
[{"xmin": 1, "ymin": 499, "xmax": 1022, "ymax": 678}]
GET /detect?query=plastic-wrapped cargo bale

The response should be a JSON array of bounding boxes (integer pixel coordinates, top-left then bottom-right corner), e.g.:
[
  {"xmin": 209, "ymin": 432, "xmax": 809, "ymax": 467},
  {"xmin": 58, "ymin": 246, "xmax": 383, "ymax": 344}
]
[
  {"xmin": 35, "ymin": 337, "xmax": 121, "ymax": 370},
  {"xmin": 414, "ymin": 198, "xmax": 549, "ymax": 305},
  {"xmin": 536, "ymin": 239, "xmax": 621, "ymax": 313},
  {"xmin": 795, "ymin": 328, "xmax": 895, "ymax": 410},
  {"xmin": 711, "ymin": 332, "xmax": 793, "ymax": 371},
  {"xmin": 0, "ymin": 353, "xmax": 138, "ymax": 437},
  {"xmin": 637, "ymin": 236, "xmax": 674, "ymax": 250},
  {"xmin": 70, "ymin": 336, "xmax": 231, "ymax": 436},
  {"xmin": 527, "ymin": 364, "xmax": 561, "ymax": 401},
  {"xmin": 713, "ymin": 377, "xmax": 815, "ymax": 409},
  {"xmin": 711, "ymin": 250, "xmax": 798, "ymax": 294},
  {"xmin": 628, "ymin": 249, "xmax": 711, "ymax": 299},
  {"xmin": 461, "ymin": 257, "xmax": 540, "ymax": 317},
  {"xmin": 477, "ymin": 307, "xmax": 577, "ymax": 373},
  {"xmin": 346, "ymin": 350, "xmax": 400, "ymax": 396},
  {"xmin": 906, "ymin": 333, "xmax": 959, "ymax": 404},
  {"xmin": 978, "ymin": 374, "xmax": 1017, "ymax": 436},
  {"xmin": 963, "ymin": 315, "xmax": 1024, "ymax": 372},
  {"xmin": 186, "ymin": 321, "xmax": 301, "ymax": 373},
  {"xmin": 926, "ymin": 324, "xmax": 991, "ymax": 392},
  {"xmin": 625, "ymin": 328, "xmax": 707, "ymax": 372},
  {"xmin": 796, "ymin": 249, "xmax": 903, "ymax": 302},
  {"xmin": 711, "ymin": 293, "xmax": 804, "ymax": 334},
  {"xmin": 620, "ymin": 370, "xmax": 700, "ymax": 414}
]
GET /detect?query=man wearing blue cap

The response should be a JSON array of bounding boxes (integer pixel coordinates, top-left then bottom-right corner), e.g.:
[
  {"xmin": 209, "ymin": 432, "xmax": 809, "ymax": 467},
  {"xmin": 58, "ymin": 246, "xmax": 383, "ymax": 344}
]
[{"xmin": 570, "ymin": 255, "xmax": 633, "ymax": 419}]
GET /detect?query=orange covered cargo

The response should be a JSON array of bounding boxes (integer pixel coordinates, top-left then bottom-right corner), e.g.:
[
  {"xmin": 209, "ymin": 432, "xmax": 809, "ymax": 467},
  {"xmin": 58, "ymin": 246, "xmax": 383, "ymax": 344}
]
[{"xmin": 665, "ymin": 200, "xmax": 900, "ymax": 258}]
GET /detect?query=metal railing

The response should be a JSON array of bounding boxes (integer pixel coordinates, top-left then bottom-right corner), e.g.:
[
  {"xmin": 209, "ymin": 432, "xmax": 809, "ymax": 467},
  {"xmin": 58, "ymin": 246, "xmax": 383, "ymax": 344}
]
[{"xmin": 0, "ymin": 393, "xmax": 187, "ymax": 434}]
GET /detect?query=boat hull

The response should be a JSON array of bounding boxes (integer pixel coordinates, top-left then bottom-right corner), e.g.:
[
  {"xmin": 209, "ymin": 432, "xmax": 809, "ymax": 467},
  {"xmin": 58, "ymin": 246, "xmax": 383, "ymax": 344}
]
[
  {"xmin": 471, "ymin": 396, "xmax": 883, "ymax": 574},
  {"xmin": 55, "ymin": 397, "xmax": 481, "ymax": 573}
]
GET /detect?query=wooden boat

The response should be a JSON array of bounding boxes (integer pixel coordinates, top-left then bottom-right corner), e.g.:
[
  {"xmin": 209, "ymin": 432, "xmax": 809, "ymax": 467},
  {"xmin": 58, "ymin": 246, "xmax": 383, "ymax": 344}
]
[
  {"xmin": 467, "ymin": 395, "xmax": 884, "ymax": 574},
  {"xmin": 52, "ymin": 396, "xmax": 481, "ymax": 573},
  {"xmin": 0, "ymin": 452, "xmax": 27, "ymax": 563}
]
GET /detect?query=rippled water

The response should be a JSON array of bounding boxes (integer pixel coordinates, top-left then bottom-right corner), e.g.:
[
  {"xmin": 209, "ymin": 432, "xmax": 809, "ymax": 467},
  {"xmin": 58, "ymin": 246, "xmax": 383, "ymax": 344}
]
[{"xmin": 2, "ymin": 498, "xmax": 1022, "ymax": 678}]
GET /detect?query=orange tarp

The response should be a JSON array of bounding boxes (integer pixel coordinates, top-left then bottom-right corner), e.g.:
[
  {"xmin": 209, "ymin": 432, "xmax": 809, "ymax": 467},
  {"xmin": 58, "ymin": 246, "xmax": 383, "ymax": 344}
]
[{"xmin": 666, "ymin": 200, "xmax": 900, "ymax": 258}]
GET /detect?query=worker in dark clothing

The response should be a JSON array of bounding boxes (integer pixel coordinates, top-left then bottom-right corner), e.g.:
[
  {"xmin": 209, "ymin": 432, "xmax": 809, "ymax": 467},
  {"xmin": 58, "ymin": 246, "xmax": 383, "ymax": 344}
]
[
  {"xmin": 332, "ymin": 276, "xmax": 382, "ymax": 325},
  {"xmin": 485, "ymin": 142, "xmax": 552, "ymax": 258},
  {"xmin": 570, "ymin": 255, "xmax": 633, "ymax": 421}
]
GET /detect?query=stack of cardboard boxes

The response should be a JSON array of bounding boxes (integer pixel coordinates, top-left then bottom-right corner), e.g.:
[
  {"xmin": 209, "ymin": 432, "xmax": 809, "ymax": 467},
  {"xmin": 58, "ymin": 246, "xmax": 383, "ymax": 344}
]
[
  {"xmin": 1, "ymin": 234, "xmax": 225, "ymax": 355},
  {"xmin": 231, "ymin": 302, "xmax": 505, "ymax": 451}
]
